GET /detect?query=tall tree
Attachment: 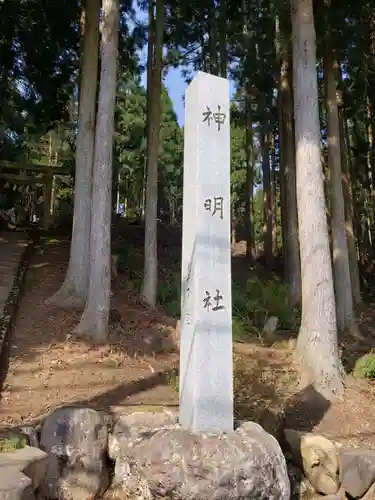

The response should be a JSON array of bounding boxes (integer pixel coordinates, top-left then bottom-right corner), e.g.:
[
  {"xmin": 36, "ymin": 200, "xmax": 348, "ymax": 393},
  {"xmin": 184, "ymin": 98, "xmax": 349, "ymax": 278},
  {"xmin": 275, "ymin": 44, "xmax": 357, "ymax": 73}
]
[
  {"xmin": 291, "ymin": 0, "xmax": 344, "ymax": 398},
  {"xmin": 76, "ymin": 0, "xmax": 119, "ymax": 340},
  {"xmin": 47, "ymin": 0, "xmax": 100, "ymax": 308},
  {"xmin": 336, "ymin": 76, "xmax": 361, "ymax": 305},
  {"xmin": 276, "ymin": 1, "xmax": 301, "ymax": 306},
  {"xmin": 141, "ymin": 0, "xmax": 165, "ymax": 307},
  {"xmin": 324, "ymin": 41, "xmax": 355, "ymax": 333}
]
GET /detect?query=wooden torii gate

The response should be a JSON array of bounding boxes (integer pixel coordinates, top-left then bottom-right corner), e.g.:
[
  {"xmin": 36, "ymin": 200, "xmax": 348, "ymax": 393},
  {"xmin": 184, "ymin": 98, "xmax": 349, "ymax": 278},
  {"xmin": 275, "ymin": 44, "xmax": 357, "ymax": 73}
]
[{"xmin": 0, "ymin": 160, "xmax": 71, "ymax": 230}]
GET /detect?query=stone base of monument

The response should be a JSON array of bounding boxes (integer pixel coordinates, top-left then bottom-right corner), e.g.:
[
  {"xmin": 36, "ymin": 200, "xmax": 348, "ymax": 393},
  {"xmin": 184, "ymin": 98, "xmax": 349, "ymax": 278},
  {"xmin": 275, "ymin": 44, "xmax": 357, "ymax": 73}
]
[{"xmin": 108, "ymin": 411, "xmax": 290, "ymax": 500}]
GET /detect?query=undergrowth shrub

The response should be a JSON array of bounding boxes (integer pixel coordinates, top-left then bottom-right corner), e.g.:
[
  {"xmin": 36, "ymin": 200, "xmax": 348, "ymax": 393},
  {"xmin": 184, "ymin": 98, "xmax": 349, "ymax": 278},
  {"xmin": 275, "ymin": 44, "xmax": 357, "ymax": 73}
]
[
  {"xmin": 112, "ymin": 238, "xmax": 299, "ymax": 342},
  {"xmin": 157, "ymin": 276, "xmax": 180, "ymax": 317},
  {"xmin": 232, "ymin": 278, "xmax": 299, "ymax": 340},
  {"xmin": 354, "ymin": 352, "xmax": 375, "ymax": 379}
]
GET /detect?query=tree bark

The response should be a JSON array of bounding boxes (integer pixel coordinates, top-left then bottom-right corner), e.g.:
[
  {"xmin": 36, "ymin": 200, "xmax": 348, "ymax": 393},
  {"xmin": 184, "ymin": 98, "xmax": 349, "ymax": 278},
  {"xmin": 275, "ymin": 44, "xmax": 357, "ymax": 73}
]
[
  {"xmin": 208, "ymin": 0, "xmax": 219, "ymax": 75},
  {"xmin": 261, "ymin": 121, "xmax": 273, "ymax": 264},
  {"xmin": 367, "ymin": 12, "xmax": 375, "ymax": 223},
  {"xmin": 324, "ymin": 47, "xmax": 355, "ymax": 333},
  {"xmin": 219, "ymin": 0, "xmax": 228, "ymax": 77},
  {"xmin": 141, "ymin": 0, "xmax": 164, "ymax": 307},
  {"xmin": 336, "ymin": 64, "xmax": 361, "ymax": 304},
  {"xmin": 76, "ymin": 0, "xmax": 119, "ymax": 340},
  {"xmin": 276, "ymin": 4, "xmax": 301, "ymax": 306},
  {"xmin": 281, "ymin": 55, "xmax": 301, "ymax": 305},
  {"xmin": 245, "ymin": 91, "xmax": 254, "ymax": 260},
  {"xmin": 241, "ymin": 0, "xmax": 255, "ymax": 260},
  {"xmin": 46, "ymin": 0, "xmax": 100, "ymax": 308},
  {"xmin": 291, "ymin": 0, "xmax": 344, "ymax": 398},
  {"xmin": 271, "ymin": 132, "xmax": 278, "ymax": 254},
  {"xmin": 337, "ymin": 102, "xmax": 361, "ymax": 305}
]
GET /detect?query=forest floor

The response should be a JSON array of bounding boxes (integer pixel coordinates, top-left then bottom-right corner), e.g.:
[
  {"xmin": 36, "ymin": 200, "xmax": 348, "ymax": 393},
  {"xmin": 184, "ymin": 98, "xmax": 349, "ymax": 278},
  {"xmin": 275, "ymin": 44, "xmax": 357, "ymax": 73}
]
[{"xmin": 1, "ymin": 223, "xmax": 375, "ymax": 450}]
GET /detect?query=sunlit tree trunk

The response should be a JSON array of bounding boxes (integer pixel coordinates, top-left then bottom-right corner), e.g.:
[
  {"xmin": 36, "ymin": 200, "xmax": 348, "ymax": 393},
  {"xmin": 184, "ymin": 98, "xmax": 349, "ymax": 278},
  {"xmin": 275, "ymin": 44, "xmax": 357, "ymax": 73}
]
[
  {"xmin": 242, "ymin": 0, "xmax": 255, "ymax": 260},
  {"xmin": 271, "ymin": 132, "xmax": 278, "ymax": 254},
  {"xmin": 47, "ymin": 0, "xmax": 100, "ymax": 308},
  {"xmin": 245, "ymin": 91, "xmax": 254, "ymax": 260},
  {"xmin": 76, "ymin": 0, "xmax": 119, "ymax": 340},
  {"xmin": 324, "ymin": 45, "xmax": 356, "ymax": 333},
  {"xmin": 261, "ymin": 120, "xmax": 273, "ymax": 264},
  {"xmin": 141, "ymin": 0, "xmax": 164, "ymax": 307},
  {"xmin": 336, "ymin": 83, "xmax": 361, "ymax": 304},
  {"xmin": 291, "ymin": 0, "xmax": 344, "ymax": 398}
]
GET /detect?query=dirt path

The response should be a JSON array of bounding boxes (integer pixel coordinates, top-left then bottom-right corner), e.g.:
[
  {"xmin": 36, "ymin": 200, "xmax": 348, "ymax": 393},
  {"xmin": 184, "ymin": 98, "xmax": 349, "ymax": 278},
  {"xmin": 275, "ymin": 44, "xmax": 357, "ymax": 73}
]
[
  {"xmin": 0, "ymin": 231, "xmax": 29, "ymax": 316},
  {"xmin": 0, "ymin": 239, "xmax": 179, "ymax": 424},
  {"xmin": 2, "ymin": 237, "xmax": 375, "ymax": 453}
]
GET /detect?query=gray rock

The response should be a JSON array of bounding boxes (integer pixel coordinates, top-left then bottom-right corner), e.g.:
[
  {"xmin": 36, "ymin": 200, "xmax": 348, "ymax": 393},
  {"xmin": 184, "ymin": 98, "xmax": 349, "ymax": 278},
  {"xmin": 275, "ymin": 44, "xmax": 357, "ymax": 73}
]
[
  {"xmin": 40, "ymin": 407, "xmax": 109, "ymax": 500},
  {"xmin": 339, "ymin": 447, "xmax": 375, "ymax": 498},
  {"xmin": 108, "ymin": 409, "xmax": 179, "ymax": 460},
  {"xmin": 361, "ymin": 481, "xmax": 375, "ymax": 499},
  {"xmin": 110, "ymin": 413, "xmax": 290, "ymax": 500},
  {"xmin": 320, "ymin": 496, "xmax": 342, "ymax": 500},
  {"xmin": 284, "ymin": 430, "xmax": 340, "ymax": 495},
  {"xmin": 0, "ymin": 470, "xmax": 34, "ymax": 500},
  {"xmin": 263, "ymin": 316, "xmax": 279, "ymax": 343},
  {"xmin": 0, "ymin": 446, "xmax": 48, "ymax": 500},
  {"xmin": 0, "ymin": 446, "xmax": 48, "ymax": 490}
]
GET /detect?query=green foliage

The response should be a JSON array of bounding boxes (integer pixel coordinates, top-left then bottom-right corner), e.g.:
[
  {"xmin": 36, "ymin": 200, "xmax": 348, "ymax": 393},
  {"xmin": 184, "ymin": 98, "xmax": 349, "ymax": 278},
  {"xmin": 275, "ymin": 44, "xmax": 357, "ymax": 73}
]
[
  {"xmin": 114, "ymin": 78, "xmax": 183, "ymax": 219},
  {"xmin": 165, "ymin": 369, "xmax": 179, "ymax": 393},
  {"xmin": 0, "ymin": 431, "xmax": 28, "ymax": 453},
  {"xmin": 232, "ymin": 278, "xmax": 299, "ymax": 339},
  {"xmin": 354, "ymin": 352, "xmax": 375, "ymax": 379},
  {"xmin": 112, "ymin": 239, "xmax": 143, "ymax": 275},
  {"xmin": 142, "ymin": 266, "xmax": 299, "ymax": 341},
  {"xmin": 157, "ymin": 275, "xmax": 181, "ymax": 317}
]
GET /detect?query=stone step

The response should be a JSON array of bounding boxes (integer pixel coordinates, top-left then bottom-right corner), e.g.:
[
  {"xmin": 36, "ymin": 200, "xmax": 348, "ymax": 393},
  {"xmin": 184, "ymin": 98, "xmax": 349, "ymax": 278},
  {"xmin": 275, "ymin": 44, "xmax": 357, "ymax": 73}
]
[{"xmin": 0, "ymin": 232, "xmax": 29, "ymax": 317}]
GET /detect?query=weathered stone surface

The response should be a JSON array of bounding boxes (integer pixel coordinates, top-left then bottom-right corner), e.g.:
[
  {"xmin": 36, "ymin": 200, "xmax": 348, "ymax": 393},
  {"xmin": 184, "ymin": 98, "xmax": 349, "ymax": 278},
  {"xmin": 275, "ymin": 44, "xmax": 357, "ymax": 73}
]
[
  {"xmin": 108, "ymin": 409, "xmax": 178, "ymax": 460},
  {"xmin": 0, "ymin": 446, "xmax": 48, "ymax": 490},
  {"xmin": 110, "ymin": 413, "xmax": 290, "ymax": 500},
  {"xmin": 180, "ymin": 71, "xmax": 233, "ymax": 434},
  {"xmin": 361, "ymin": 481, "xmax": 375, "ymax": 499},
  {"xmin": 339, "ymin": 447, "xmax": 375, "ymax": 498},
  {"xmin": 0, "ymin": 446, "xmax": 48, "ymax": 500},
  {"xmin": 320, "ymin": 492, "xmax": 348, "ymax": 500},
  {"xmin": 40, "ymin": 407, "xmax": 109, "ymax": 500},
  {"xmin": 263, "ymin": 316, "xmax": 279, "ymax": 343},
  {"xmin": 0, "ymin": 470, "xmax": 34, "ymax": 500},
  {"xmin": 284, "ymin": 430, "xmax": 340, "ymax": 495}
]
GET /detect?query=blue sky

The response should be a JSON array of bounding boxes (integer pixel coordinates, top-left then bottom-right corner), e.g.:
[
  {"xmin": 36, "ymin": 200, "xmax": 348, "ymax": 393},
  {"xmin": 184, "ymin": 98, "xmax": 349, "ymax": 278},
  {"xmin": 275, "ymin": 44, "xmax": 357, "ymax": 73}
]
[
  {"xmin": 135, "ymin": 9, "xmax": 235, "ymax": 127},
  {"xmin": 140, "ymin": 64, "xmax": 236, "ymax": 127},
  {"xmin": 135, "ymin": 7, "xmax": 187, "ymax": 126},
  {"xmin": 140, "ymin": 66, "xmax": 187, "ymax": 126}
]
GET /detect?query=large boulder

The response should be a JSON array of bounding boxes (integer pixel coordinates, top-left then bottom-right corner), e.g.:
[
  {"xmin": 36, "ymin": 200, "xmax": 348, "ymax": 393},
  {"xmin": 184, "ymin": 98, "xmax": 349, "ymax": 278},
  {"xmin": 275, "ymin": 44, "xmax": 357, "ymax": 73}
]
[
  {"xmin": 109, "ymin": 411, "xmax": 290, "ymax": 500},
  {"xmin": 39, "ymin": 407, "xmax": 110, "ymax": 500},
  {"xmin": 284, "ymin": 430, "xmax": 340, "ymax": 495},
  {"xmin": 339, "ymin": 447, "xmax": 375, "ymax": 498}
]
